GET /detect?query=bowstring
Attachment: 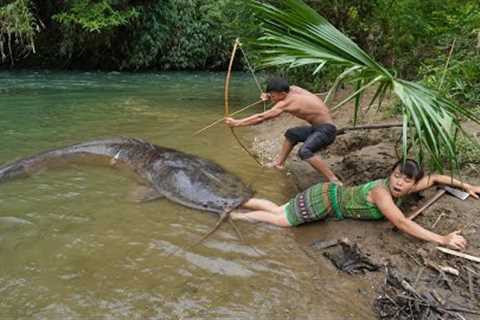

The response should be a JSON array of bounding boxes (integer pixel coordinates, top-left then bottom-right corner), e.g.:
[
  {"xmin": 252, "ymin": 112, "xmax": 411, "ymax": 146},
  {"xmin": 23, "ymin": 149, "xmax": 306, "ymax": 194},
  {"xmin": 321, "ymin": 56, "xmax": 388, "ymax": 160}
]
[
  {"xmin": 238, "ymin": 43, "xmax": 266, "ymax": 112},
  {"xmin": 237, "ymin": 42, "xmax": 276, "ymax": 165},
  {"xmin": 238, "ymin": 44, "xmax": 262, "ymax": 94}
]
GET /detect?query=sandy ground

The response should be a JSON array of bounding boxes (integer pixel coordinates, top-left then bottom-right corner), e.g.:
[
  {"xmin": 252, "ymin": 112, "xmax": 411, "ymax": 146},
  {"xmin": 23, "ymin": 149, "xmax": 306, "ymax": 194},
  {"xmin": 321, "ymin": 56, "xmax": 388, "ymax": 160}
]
[{"xmin": 244, "ymin": 89, "xmax": 480, "ymax": 318}]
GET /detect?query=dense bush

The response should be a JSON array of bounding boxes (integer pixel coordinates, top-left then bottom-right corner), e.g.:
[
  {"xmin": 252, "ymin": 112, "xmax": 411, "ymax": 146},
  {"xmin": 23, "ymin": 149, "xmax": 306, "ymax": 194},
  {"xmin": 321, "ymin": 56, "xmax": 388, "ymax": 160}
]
[
  {"xmin": 0, "ymin": 0, "xmax": 258, "ymax": 70},
  {"xmin": 0, "ymin": 0, "xmax": 40, "ymax": 65},
  {"xmin": 121, "ymin": 0, "xmax": 255, "ymax": 70}
]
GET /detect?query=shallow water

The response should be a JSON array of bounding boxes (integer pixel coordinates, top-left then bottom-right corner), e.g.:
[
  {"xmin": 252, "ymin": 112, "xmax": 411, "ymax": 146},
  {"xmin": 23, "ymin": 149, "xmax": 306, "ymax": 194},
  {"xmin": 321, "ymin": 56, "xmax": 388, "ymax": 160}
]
[{"xmin": 0, "ymin": 71, "xmax": 375, "ymax": 319}]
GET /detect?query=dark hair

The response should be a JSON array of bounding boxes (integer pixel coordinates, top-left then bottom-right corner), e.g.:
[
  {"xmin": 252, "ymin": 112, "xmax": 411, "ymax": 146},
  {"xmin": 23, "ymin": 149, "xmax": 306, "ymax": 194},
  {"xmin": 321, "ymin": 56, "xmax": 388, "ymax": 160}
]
[
  {"xmin": 391, "ymin": 159, "xmax": 424, "ymax": 182},
  {"xmin": 266, "ymin": 77, "xmax": 290, "ymax": 93}
]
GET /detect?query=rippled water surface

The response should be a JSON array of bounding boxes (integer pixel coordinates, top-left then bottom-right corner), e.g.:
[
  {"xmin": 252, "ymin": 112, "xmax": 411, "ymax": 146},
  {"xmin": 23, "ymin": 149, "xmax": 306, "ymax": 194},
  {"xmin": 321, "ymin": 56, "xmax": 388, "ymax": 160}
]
[{"xmin": 0, "ymin": 71, "xmax": 375, "ymax": 319}]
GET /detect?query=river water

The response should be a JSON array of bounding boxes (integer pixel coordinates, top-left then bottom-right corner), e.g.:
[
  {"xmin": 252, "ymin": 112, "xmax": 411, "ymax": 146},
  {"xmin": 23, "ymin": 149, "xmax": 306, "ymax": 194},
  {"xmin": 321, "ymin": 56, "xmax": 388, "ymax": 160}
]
[{"xmin": 0, "ymin": 71, "xmax": 375, "ymax": 319}]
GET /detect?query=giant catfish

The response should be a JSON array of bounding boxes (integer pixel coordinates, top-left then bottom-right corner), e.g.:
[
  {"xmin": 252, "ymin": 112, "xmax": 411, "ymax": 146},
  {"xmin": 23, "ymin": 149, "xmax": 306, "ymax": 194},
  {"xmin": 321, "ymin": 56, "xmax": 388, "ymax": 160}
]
[{"xmin": 0, "ymin": 138, "xmax": 254, "ymax": 239}]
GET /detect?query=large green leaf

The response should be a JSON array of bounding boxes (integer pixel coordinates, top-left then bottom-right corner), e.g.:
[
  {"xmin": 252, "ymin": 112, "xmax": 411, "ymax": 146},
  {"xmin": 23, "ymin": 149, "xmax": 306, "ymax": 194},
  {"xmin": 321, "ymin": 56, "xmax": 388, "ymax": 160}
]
[{"xmin": 251, "ymin": 0, "xmax": 480, "ymax": 171}]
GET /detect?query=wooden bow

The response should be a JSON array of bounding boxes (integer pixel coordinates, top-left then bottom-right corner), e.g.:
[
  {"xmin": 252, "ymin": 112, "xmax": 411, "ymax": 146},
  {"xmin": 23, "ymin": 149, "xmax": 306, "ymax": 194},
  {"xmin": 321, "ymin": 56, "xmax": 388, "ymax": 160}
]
[{"xmin": 224, "ymin": 38, "xmax": 263, "ymax": 166}]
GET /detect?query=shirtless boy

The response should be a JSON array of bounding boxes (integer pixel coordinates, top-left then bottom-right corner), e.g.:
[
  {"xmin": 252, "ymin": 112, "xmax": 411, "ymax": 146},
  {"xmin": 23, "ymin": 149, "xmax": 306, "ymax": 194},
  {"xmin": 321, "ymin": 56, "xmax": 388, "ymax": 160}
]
[{"xmin": 224, "ymin": 77, "xmax": 341, "ymax": 184}]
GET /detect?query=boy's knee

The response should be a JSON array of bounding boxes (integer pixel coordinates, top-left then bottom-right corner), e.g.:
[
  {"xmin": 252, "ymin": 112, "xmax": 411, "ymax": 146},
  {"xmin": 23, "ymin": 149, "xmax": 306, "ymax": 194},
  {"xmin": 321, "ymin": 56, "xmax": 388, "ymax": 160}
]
[
  {"xmin": 284, "ymin": 128, "xmax": 300, "ymax": 144},
  {"xmin": 298, "ymin": 146, "xmax": 314, "ymax": 160}
]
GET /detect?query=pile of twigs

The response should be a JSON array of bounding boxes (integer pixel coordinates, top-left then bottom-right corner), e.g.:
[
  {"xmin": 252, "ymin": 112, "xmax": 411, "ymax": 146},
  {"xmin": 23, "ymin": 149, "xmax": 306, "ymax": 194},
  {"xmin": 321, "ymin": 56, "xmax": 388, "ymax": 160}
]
[{"xmin": 375, "ymin": 265, "xmax": 480, "ymax": 320}]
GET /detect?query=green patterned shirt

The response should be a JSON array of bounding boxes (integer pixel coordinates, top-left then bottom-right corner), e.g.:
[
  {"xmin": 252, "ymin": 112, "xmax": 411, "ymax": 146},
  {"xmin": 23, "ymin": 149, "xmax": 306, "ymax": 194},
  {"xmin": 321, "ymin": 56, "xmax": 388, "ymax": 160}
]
[
  {"xmin": 285, "ymin": 178, "xmax": 402, "ymax": 226},
  {"xmin": 332, "ymin": 178, "xmax": 401, "ymax": 220}
]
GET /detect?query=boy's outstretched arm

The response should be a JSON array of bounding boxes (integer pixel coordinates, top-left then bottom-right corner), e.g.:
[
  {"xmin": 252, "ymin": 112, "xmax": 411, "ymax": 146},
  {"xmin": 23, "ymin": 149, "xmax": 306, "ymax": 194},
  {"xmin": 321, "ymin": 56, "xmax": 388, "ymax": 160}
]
[{"xmin": 225, "ymin": 103, "xmax": 285, "ymax": 127}]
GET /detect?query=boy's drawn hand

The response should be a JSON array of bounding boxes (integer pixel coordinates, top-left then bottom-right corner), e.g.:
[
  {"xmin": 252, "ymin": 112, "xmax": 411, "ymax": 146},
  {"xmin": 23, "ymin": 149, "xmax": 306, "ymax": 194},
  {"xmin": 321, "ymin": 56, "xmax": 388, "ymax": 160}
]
[{"xmin": 260, "ymin": 92, "xmax": 270, "ymax": 101}]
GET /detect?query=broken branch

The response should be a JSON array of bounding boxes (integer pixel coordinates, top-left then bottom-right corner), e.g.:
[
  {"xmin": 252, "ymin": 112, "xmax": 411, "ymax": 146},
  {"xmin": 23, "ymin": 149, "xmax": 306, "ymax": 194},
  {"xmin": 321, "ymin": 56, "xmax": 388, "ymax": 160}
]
[{"xmin": 437, "ymin": 247, "xmax": 480, "ymax": 263}]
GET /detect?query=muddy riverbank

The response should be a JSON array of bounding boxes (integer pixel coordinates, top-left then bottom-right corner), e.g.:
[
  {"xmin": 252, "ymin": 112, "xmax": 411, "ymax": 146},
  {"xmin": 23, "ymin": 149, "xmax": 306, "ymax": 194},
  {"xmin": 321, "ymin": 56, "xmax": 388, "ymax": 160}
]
[{"xmin": 243, "ymin": 90, "xmax": 480, "ymax": 319}]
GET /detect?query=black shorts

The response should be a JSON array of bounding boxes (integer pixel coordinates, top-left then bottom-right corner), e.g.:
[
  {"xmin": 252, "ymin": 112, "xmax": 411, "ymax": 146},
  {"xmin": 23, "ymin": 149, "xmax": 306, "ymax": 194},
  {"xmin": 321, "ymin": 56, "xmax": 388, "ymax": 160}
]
[{"xmin": 284, "ymin": 123, "xmax": 337, "ymax": 160}]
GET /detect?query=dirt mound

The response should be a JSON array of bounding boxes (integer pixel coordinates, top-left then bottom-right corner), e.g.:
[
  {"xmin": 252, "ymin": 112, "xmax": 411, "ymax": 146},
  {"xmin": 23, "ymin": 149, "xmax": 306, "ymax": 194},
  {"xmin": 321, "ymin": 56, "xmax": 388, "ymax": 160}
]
[{"xmin": 329, "ymin": 128, "xmax": 400, "ymax": 156}]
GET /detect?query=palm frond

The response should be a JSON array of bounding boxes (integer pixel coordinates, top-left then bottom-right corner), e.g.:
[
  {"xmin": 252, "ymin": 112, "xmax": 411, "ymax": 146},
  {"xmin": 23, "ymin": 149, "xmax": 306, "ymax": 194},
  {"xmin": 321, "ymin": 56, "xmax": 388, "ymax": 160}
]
[{"xmin": 251, "ymin": 0, "xmax": 480, "ymax": 171}]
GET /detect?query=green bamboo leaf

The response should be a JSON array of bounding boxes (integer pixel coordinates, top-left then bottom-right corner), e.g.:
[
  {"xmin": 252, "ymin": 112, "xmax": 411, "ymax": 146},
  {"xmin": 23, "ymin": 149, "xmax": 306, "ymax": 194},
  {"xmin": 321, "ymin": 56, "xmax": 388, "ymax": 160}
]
[
  {"xmin": 353, "ymin": 79, "xmax": 362, "ymax": 126},
  {"xmin": 332, "ymin": 76, "xmax": 384, "ymax": 111},
  {"xmin": 365, "ymin": 82, "xmax": 386, "ymax": 113},
  {"xmin": 325, "ymin": 65, "xmax": 363, "ymax": 104}
]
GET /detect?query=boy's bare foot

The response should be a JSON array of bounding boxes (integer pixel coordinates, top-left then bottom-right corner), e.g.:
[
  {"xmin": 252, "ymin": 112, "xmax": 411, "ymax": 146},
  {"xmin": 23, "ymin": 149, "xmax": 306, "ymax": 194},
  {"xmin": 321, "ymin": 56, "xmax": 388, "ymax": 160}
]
[{"xmin": 265, "ymin": 160, "xmax": 285, "ymax": 170}]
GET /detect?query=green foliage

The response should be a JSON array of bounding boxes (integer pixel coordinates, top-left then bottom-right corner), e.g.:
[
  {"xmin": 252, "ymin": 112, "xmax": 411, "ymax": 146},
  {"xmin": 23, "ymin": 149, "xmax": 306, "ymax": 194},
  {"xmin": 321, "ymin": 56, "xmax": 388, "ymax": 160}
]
[
  {"xmin": 456, "ymin": 133, "xmax": 480, "ymax": 167},
  {"xmin": 420, "ymin": 55, "xmax": 480, "ymax": 108},
  {"xmin": 417, "ymin": 3, "xmax": 480, "ymax": 108},
  {"xmin": 53, "ymin": 0, "xmax": 139, "ymax": 33},
  {"xmin": 251, "ymin": 0, "xmax": 480, "ymax": 172},
  {"xmin": 0, "ymin": 0, "xmax": 40, "ymax": 65},
  {"xmin": 49, "ymin": 0, "xmax": 138, "ymax": 67},
  {"xmin": 118, "ymin": 1, "xmax": 172, "ymax": 69},
  {"xmin": 379, "ymin": 1, "xmax": 478, "ymax": 77},
  {"xmin": 122, "ymin": 0, "xmax": 257, "ymax": 70}
]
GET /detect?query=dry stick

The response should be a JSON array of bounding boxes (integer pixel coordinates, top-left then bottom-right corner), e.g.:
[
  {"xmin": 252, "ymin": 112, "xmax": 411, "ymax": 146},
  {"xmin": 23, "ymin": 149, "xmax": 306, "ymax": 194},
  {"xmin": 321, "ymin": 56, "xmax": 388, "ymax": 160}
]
[
  {"xmin": 443, "ymin": 306, "xmax": 480, "ymax": 316},
  {"xmin": 432, "ymin": 212, "xmax": 446, "ymax": 229},
  {"xmin": 437, "ymin": 247, "xmax": 480, "ymax": 263},
  {"xmin": 392, "ymin": 188, "xmax": 447, "ymax": 232},
  {"xmin": 440, "ymin": 266, "xmax": 460, "ymax": 277},
  {"xmin": 414, "ymin": 266, "xmax": 425, "ymax": 287},
  {"xmin": 468, "ymin": 269, "xmax": 475, "ymax": 302},
  {"xmin": 439, "ymin": 39, "xmax": 456, "ymax": 90},
  {"xmin": 465, "ymin": 265, "xmax": 480, "ymax": 277},
  {"xmin": 406, "ymin": 189, "xmax": 447, "ymax": 221},
  {"xmin": 456, "ymin": 312, "xmax": 468, "ymax": 320},
  {"xmin": 336, "ymin": 122, "xmax": 403, "ymax": 135},
  {"xmin": 431, "ymin": 289, "xmax": 445, "ymax": 305}
]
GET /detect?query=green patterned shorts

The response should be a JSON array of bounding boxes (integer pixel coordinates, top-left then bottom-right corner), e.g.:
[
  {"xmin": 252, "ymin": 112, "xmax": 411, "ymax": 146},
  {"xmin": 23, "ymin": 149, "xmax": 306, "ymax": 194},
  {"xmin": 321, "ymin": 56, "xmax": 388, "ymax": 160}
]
[{"xmin": 284, "ymin": 183, "xmax": 333, "ymax": 226}]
